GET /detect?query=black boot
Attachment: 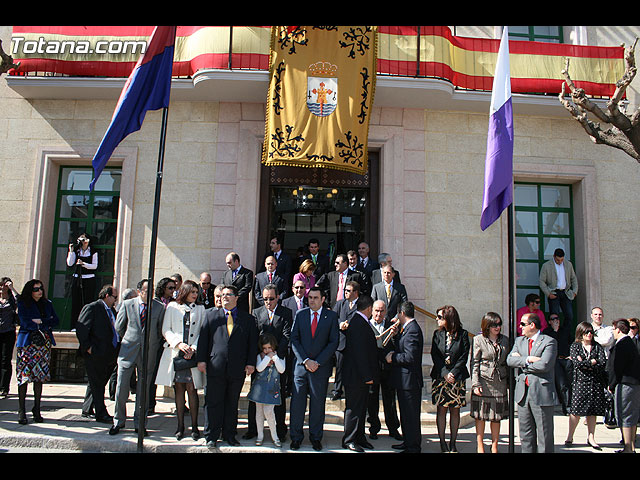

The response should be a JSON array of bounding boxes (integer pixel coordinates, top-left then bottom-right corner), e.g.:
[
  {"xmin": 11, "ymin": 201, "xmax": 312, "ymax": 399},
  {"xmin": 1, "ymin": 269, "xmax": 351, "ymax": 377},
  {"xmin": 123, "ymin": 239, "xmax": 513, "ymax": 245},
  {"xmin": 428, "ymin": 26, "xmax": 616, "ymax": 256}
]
[
  {"xmin": 17, "ymin": 383, "xmax": 28, "ymax": 425},
  {"xmin": 32, "ymin": 382, "xmax": 44, "ymax": 422}
]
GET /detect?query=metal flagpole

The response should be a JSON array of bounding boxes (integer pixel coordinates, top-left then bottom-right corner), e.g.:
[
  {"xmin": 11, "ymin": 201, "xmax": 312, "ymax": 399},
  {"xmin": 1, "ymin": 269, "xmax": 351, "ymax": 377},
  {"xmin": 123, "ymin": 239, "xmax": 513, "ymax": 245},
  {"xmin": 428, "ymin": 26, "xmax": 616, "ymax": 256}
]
[
  {"xmin": 507, "ymin": 202, "xmax": 516, "ymax": 453},
  {"xmin": 137, "ymin": 106, "xmax": 170, "ymax": 453}
]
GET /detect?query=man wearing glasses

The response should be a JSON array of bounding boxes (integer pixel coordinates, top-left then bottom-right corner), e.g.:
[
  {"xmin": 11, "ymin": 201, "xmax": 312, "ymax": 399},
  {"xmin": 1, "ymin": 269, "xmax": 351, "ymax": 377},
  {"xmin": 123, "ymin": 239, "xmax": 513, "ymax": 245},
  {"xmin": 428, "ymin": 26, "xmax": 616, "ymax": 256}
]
[
  {"xmin": 76, "ymin": 285, "xmax": 121, "ymax": 424},
  {"xmin": 197, "ymin": 272, "xmax": 216, "ymax": 310},
  {"xmin": 507, "ymin": 312, "xmax": 558, "ymax": 453}
]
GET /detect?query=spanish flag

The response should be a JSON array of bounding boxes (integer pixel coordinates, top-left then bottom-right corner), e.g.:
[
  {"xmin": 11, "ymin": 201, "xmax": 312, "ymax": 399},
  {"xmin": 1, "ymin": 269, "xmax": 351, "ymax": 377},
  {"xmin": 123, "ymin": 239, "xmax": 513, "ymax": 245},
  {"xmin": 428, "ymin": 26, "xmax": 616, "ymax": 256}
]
[{"xmin": 262, "ymin": 26, "xmax": 378, "ymax": 175}]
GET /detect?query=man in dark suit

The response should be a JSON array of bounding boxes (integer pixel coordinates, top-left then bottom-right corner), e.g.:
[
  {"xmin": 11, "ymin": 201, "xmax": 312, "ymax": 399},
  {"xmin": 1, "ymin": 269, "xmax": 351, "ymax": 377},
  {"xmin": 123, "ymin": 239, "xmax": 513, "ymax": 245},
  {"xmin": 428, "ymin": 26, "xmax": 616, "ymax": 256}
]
[
  {"xmin": 507, "ymin": 312, "xmax": 557, "ymax": 453},
  {"xmin": 371, "ymin": 264, "xmax": 408, "ymax": 322},
  {"xmin": 265, "ymin": 235, "xmax": 293, "ymax": 291},
  {"xmin": 331, "ymin": 280, "xmax": 361, "ymax": 401},
  {"xmin": 197, "ymin": 285, "xmax": 258, "ymax": 448},
  {"xmin": 253, "ymin": 256, "xmax": 286, "ymax": 307},
  {"xmin": 316, "ymin": 253, "xmax": 366, "ymax": 309},
  {"xmin": 304, "ymin": 238, "xmax": 331, "ymax": 279},
  {"xmin": 357, "ymin": 241, "xmax": 379, "ymax": 278},
  {"xmin": 281, "ymin": 279, "xmax": 309, "ymax": 398},
  {"xmin": 76, "ymin": 285, "xmax": 120, "ymax": 424},
  {"xmin": 110, "ymin": 278, "xmax": 165, "ymax": 435},
  {"xmin": 367, "ymin": 299, "xmax": 402, "ymax": 440},
  {"xmin": 221, "ymin": 252, "xmax": 254, "ymax": 312},
  {"xmin": 385, "ymin": 301, "xmax": 424, "ymax": 453},
  {"xmin": 341, "ymin": 295, "xmax": 380, "ymax": 452},
  {"xmin": 289, "ymin": 286, "xmax": 339, "ymax": 451},
  {"xmin": 244, "ymin": 284, "xmax": 292, "ymax": 441},
  {"xmin": 197, "ymin": 272, "xmax": 216, "ymax": 309},
  {"xmin": 347, "ymin": 250, "xmax": 372, "ymax": 296},
  {"xmin": 607, "ymin": 318, "xmax": 640, "ymax": 453},
  {"xmin": 371, "ymin": 253, "xmax": 402, "ymax": 286}
]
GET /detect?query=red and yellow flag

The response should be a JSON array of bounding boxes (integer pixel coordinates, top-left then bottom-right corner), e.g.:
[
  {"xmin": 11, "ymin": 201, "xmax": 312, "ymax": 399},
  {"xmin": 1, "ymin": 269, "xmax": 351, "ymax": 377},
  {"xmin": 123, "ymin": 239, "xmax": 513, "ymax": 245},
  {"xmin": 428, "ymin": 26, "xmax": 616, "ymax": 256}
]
[{"xmin": 261, "ymin": 26, "xmax": 378, "ymax": 175}]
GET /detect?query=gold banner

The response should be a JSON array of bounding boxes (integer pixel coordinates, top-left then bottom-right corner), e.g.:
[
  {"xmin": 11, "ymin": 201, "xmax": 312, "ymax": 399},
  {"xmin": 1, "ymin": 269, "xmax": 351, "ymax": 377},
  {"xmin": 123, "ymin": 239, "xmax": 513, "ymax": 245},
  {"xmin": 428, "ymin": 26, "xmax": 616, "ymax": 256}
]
[{"xmin": 262, "ymin": 26, "xmax": 378, "ymax": 175}]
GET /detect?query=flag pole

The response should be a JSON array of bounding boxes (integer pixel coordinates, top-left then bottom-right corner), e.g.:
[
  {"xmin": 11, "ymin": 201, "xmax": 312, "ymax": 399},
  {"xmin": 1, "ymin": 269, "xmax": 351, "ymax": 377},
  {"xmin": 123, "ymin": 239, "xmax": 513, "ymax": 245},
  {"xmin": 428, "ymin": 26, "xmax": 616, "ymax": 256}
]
[
  {"xmin": 507, "ymin": 202, "xmax": 516, "ymax": 453},
  {"xmin": 137, "ymin": 105, "xmax": 170, "ymax": 453}
]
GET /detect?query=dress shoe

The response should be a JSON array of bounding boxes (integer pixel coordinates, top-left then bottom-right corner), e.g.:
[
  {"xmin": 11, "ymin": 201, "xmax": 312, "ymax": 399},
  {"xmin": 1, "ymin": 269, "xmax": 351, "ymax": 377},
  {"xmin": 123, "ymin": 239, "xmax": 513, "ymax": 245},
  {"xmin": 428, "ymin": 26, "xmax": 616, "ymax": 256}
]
[
  {"xmin": 96, "ymin": 415, "xmax": 113, "ymax": 424},
  {"xmin": 343, "ymin": 442, "xmax": 364, "ymax": 453},
  {"xmin": 17, "ymin": 411, "xmax": 28, "ymax": 425},
  {"xmin": 358, "ymin": 440, "xmax": 374, "ymax": 450},
  {"xmin": 81, "ymin": 411, "xmax": 94, "ymax": 418},
  {"xmin": 391, "ymin": 442, "xmax": 406, "ymax": 450},
  {"xmin": 191, "ymin": 427, "xmax": 201, "ymax": 441},
  {"xmin": 225, "ymin": 437, "xmax": 240, "ymax": 446},
  {"xmin": 175, "ymin": 428, "xmax": 184, "ymax": 440},
  {"xmin": 243, "ymin": 431, "xmax": 257, "ymax": 440},
  {"xmin": 369, "ymin": 431, "xmax": 378, "ymax": 440},
  {"xmin": 389, "ymin": 430, "xmax": 403, "ymax": 441},
  {"xmin": 109, "ymin": 425, "xmax": 121, "ymax": 435},
  {"xmin": 290, "ymin": 439, "xmax": 301, "ymax": 450},
  {"xmin": 311, "ymin": 439, "xmax": 323, "ymax": 451},
  {"xmin": 31, "ymin": 408, "xmax": 44, "ymax": 423}
]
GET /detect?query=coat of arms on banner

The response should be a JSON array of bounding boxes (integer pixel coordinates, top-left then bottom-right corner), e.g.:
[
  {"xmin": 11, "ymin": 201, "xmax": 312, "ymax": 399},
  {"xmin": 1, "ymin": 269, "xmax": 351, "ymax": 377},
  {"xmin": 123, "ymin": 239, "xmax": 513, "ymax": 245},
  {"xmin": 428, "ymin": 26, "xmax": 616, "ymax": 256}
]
[{"xmin": 307, "ymin": 62, "xmax": 338, "ymax": 117}]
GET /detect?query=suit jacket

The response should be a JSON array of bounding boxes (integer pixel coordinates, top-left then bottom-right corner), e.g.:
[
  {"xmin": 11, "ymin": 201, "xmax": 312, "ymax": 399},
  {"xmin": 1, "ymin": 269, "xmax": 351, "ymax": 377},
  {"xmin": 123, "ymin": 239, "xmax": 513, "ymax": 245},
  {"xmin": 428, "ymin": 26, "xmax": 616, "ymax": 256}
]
[
  {"xmin": 333, "ymin": 297, "xmax": 359, "ymax": 351},
  {"xmin": 357, "ymin": 257, "xmax": 378, "ymax": 278},
  {"xmin": 350, "ymin": 265, "xmax": 372, "ymax": 296},
  {"xmin": 430, "ymin": 328, "xmax": 470, "ymax": 382},
  {"xmin": 389, "ymin": 319, "xmax": 424, "ymax": 391},
  {"xmin": 196, "ymin": 307, "xmax": 258, "ymax": 379},
  {"xmin": 221, "ymin": 266, "xmax": 254, "ymax": 311},
  {"xmin": 371, "ymin": 268, "xmax": 401, "ymax": 286},
  {"xmin": 253, "ymin": 271, "xmax": 286, "ymax": 306},
  {"xmin": 76, "ymin": 299, "xmax": 119, "ymax": 359},
  {"xmin": 370, "ymin": 280, "xmax": 408, "ymax": 321},
  {"xmin": 197, "ymin": 285, "xmax": 216, "ymax": 309},
  {"xmin": 470, "ymin": 333, "xmax": 510, "ymax": 397},
  {"xmin": 290, "ymin": 307, "xmax": 339, "ymax": 378},
  {"xmin": 607, "ymin": 335, "xmax": 640, "ymax": 390},
  {"xmin": 259, "ymin": 250, "xmax": 293, "ymax": 289},
  {"xmin": 539, "ymin": 259, "xmax": 578, "ymax": 301},
  {"xmin": 507, "ymin": 332, "xmax": 558, "ymax": 406},
  {"xmin": 281, "ymin": 295, "xmax": 308, "ymax": 318},
  {"xmin": 115, "ymin": 297, "xmax": 165, "ymax": 369},
  {"xmin": 317, "ymin": 269, "xmax": 366, "ymax": 309},
  {"xmin": 342, "ymin": 311, "xmax": 380, "ymax": 387},
  {"xmin": 252, "ymin": 304, "xmax": 292, "ymax": 359}
]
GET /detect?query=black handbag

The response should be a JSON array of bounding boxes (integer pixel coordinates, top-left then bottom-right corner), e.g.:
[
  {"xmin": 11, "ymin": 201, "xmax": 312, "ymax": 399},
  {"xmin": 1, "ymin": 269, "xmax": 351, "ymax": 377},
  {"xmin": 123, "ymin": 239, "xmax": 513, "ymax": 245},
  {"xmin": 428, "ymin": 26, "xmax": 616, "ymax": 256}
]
[
  {"xmin": 30, "ymin": 327, "xmax": 49, "ymax": 347},
  {"xmin": 173, "ymin": 351, "xmax": 197, "ymax": 371}
]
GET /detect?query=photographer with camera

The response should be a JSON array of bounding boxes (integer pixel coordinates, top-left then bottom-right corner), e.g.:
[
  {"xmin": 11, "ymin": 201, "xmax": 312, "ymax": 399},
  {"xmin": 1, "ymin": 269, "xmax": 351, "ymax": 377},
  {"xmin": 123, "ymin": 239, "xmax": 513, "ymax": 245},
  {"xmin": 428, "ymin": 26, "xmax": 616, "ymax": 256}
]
[{"xmin": 66, "ymin": 233, "xmax": 98, "ymax": 331}]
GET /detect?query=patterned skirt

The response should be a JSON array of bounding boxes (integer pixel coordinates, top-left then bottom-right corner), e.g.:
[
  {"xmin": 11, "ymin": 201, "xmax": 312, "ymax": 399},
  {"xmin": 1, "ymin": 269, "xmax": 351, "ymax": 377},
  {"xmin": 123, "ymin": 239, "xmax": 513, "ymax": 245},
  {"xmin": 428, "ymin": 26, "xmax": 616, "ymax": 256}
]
[
  {"xmin": 470, "ymin": 393, "xmax": 509, "ymax": 422},
  {"xmin": 16, "ymin": 343, "xmax": 52, "ymax": 385},
  {"xmin": 432, "ymin": 378, "xmax": 466, "ymax": 408}
]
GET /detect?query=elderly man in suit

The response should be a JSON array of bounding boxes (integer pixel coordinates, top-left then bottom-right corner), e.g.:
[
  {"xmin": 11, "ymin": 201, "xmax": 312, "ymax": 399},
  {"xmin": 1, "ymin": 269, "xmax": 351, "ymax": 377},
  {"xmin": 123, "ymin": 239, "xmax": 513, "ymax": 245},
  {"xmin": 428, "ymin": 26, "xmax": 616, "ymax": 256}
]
[
  {"xmin": 289, "ymin": 286, "xmax": 339, "ymax": 451},
  {"xmin": 507, "ymin": 312, "xmax": 558, "ymax": 453},
  {"xmin": 539, "ymin": 248, "xmax": 578, "ymax": 326},
  {"xmin": 385, "ymin": 301, "xmax": 423, "ymax": 453},
  {"xmin": 76, "ymin": 285, "xmax": 120, "ymax": 424},
  {"xmin": 371, "ymin": 264, "xmax": 408, "ymax": 322},
  {"xmin": 221, "ymin": 252, "xmax": 254, "ymax": 312},
  {"xmin": 371, "ymin": 253, "xmax": 402, "ymax": 286},
  {"xmin": 341, "ymin": 295, "xmax": 380, "ymax": 452},
  {"xmin": 244, "ymin": 284, "xmax": 292, "ymax": 441},
  {"xmin": 110, "ymin": 278, "xmax": 165, "ymax": 435},
  {"xmin": 197, "ymin": 272, "xmax": 216, "ymax": 310},
  {"xmin": 197, "ymin": 285, "xmax": 258, "ymax": 448}
]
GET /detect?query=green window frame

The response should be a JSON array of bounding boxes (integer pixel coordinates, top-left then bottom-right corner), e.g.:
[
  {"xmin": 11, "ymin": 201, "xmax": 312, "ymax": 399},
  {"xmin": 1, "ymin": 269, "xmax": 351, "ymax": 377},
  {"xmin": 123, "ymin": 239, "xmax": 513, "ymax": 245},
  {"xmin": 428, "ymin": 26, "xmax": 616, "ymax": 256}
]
[
  {"xmin": 48, "ymin": 166, "xmax": 121, "ymax": 330},
  {"xmin": 514, "ymin": 182, "xmax": 575, "ymax": 327},
  {"xmin": 508, "ymin": 26, "xmax": 564, "ymax": 43}
]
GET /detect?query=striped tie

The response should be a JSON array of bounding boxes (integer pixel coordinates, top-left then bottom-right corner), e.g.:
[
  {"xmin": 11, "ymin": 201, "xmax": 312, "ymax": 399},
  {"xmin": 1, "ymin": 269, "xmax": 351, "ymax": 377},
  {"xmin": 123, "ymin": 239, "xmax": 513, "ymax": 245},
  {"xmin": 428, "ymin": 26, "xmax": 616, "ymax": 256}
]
[{"xmin": 140, "ymin": 302, "xmax": 147, "ymax": 330}]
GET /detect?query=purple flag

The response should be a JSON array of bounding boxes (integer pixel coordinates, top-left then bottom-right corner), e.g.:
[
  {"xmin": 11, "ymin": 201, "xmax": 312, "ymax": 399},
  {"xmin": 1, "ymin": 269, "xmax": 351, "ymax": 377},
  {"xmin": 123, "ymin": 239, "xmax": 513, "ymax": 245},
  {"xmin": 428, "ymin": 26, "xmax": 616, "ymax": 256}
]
[{"xmin": 481, "ymin": 27, "xmax": 514, "ymax": 231}]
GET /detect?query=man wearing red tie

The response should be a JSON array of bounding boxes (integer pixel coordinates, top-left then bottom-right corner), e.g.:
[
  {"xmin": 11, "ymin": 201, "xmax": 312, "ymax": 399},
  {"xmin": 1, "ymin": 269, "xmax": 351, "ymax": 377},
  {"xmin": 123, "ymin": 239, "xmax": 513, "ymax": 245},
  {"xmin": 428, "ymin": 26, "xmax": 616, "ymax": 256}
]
[
  {"xmin": 317, "ymin": 253, "xmax": 364, "ymax": 309},
  {"xmin": 289, "ymin": 286, "xmax": 339, "ymax": 451},
  {"xmin": 507, "ymin": 312, "xmax": 558, "ymax": 453}
]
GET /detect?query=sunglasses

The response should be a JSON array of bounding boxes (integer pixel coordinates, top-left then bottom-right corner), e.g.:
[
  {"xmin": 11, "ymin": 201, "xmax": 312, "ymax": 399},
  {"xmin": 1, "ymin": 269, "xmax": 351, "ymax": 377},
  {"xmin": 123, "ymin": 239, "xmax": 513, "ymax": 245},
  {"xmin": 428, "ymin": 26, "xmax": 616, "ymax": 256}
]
[
  {"xmin": 32, "ymin": 286, "xmax": 43, "ymax": 292},
  {"xmin": 520, "ymin": 322, "xmax": 529, "ymax": 327},
  {"xmin": 436, "ymin": 314, "xmax": 444, "ymax": 320}
]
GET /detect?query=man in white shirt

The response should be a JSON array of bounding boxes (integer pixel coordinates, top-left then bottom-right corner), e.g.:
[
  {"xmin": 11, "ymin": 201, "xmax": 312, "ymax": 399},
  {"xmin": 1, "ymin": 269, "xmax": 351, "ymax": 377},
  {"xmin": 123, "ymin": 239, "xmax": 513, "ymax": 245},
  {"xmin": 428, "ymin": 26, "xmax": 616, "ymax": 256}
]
[
  {"xmin": 539, "ymin": 248, "xmax": 578, "ymax": 327},
  {"xmin": 590, "ymin": 306, "xmax": 614, "ymax": 355}
]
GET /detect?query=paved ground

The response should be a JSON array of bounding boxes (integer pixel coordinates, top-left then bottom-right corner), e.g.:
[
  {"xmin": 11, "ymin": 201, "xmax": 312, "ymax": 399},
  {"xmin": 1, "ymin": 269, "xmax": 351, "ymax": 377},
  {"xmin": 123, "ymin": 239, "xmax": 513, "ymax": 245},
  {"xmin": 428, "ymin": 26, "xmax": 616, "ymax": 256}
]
[{"xmin": 0, "ymin": 377, "xmax": 632, "ymax": 454}]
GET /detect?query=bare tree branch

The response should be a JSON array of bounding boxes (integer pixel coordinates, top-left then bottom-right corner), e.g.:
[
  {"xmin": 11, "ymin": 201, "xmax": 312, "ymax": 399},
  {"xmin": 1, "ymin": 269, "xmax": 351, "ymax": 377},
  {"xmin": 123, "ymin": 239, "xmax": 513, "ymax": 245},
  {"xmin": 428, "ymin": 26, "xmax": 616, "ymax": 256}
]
[
  {"xmin": 559, "ymin": 38, "xmax": 640, "ymax": 161},
  {"xmin": 0, "ymin": 39, "xmax": 20, "ymax": 75}
]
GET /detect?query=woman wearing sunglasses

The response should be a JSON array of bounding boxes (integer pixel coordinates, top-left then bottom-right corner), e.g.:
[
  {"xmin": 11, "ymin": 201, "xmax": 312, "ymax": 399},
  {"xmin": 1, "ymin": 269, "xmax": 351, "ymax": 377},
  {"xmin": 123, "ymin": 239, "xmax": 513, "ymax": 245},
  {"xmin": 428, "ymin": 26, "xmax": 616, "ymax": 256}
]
[{"xmin": 15, "ymin": 279, "xmax": 60, "ymax": 424}]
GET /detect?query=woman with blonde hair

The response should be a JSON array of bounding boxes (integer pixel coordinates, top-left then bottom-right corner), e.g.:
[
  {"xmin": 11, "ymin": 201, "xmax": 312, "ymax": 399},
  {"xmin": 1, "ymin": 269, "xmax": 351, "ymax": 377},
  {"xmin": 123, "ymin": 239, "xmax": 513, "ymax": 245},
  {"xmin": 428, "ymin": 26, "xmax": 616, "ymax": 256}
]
[{"xmin": 291, "ymin": 259, "xmax": 316, "ymax": 297}]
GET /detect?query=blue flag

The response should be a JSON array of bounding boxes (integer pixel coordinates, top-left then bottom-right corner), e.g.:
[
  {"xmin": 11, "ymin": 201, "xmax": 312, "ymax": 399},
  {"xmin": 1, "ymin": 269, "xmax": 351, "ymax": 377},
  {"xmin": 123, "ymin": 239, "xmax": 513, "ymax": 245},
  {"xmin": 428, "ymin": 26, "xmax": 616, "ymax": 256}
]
[
  {"xmin": 90, "ymin": 26, "xmax": 176, "ymax": 191},
  {"xmin": 480, "ymin": 27, "xmax": 514, "ymax": 231}
]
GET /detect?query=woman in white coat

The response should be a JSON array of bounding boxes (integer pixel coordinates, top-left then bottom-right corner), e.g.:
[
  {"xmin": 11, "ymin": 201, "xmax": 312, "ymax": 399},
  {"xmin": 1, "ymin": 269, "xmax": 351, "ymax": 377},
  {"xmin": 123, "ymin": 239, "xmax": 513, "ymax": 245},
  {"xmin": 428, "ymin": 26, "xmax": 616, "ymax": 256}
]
[{"xmin": 156, "ymin": 280, "xmax": 206, "ymax": 440}]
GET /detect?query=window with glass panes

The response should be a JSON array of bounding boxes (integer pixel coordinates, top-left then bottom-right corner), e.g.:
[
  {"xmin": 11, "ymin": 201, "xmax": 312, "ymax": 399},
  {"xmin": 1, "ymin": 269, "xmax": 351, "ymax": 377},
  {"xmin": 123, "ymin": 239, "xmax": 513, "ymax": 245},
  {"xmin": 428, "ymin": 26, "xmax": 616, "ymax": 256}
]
[
  {"xmin": 514, "ymin": 183, "xmax": 575, "ymax": 325},
  {"xmin": 48, "ymin": 166, "xmax": 121, "ymax": 330},
  {"xmin": 508, "ymin": 26, "xmax": 563, "ymax": 43}
]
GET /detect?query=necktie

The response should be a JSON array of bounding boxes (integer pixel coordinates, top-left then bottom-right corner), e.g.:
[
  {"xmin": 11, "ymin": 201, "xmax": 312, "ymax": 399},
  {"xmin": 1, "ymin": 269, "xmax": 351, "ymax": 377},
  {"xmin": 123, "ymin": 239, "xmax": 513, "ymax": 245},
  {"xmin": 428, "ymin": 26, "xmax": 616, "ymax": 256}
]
[
  {"xmin": 311, "ymin": 311, "xmax": 318, "ymax": 337},
  {"xmin": 386, "ymin": 283, "xmax": 391, "ymax": 300},
  {"xmin": 269, "ymin": 272, "xmax": 273, "ymax": 283},
  {"xmin": 297, "ymin": 297, "xmax": 302, "ymax": 310},
  {"xmin": 140, "ymin": 302, "xmax": 147, "ymax": 330},
  {"xmin": 107, "ymin": 308, "xmax": 118, "ymax": 347},
  {"xmin": 312, "ymin": 254, "xmax": 317, "ymax": 265},
  {"xmin": 268, "ymin": 310, "xmax": 274, "ymax": 324},
  {"xmin": 526, "ymin": 338, "xmax": 534, "ymax": 386},
  {"xmin": 227, "ymin": 311, "xmax": 234, "ymax": 336},
  {"xmin": 337, "ymin": 272, "xmax": 345, "ymax": 300}
]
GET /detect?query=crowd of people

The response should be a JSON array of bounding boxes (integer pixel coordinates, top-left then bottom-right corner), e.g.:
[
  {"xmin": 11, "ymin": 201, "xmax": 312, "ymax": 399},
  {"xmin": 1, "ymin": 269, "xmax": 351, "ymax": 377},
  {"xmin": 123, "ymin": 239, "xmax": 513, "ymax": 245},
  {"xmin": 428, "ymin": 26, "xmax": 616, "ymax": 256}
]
[{"xmin": 1, "ymin": 237, "xmax": 640, "ymax": 454}]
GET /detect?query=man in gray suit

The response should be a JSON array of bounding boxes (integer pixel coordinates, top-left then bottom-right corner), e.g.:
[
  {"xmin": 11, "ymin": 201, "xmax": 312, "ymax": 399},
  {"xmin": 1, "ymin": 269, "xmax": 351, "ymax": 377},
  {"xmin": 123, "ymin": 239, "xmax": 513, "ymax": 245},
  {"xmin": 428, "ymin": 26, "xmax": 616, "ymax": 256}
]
[
  {"xmin": 110, "ymin": 279, "xmax": 166, "ymax": 435},
  {"xmin": 539, "ymin": 248, "xmax": 578, "ymax": 326},
  {"xmin": 507, "ymin": 312, "xmax": 558, "ymax": 453}
]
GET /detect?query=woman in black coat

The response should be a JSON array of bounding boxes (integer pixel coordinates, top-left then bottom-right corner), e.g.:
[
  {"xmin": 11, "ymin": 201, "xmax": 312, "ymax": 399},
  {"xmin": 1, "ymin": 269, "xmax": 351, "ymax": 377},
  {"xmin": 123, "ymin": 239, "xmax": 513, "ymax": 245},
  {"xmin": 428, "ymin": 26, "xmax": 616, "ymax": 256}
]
[{"xmin": 431, "ymin": 305, "xmax": 470, "ymax": 452}]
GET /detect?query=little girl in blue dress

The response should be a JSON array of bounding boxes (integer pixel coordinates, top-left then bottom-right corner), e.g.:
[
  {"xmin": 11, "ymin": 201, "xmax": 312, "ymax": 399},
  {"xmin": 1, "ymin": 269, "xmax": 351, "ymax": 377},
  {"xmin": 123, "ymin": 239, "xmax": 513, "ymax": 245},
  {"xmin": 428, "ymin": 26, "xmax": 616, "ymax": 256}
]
[{"xmin": 247, "ymin": 333, "xmax": 286, "ymax": 446}]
